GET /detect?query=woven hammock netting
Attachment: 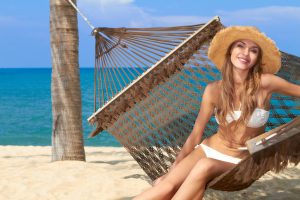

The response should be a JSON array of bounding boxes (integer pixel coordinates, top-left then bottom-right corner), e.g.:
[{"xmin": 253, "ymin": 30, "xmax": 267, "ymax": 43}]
[{"xmin": 88, "ymin": 17, "xmax": 300, "ymax": 191}]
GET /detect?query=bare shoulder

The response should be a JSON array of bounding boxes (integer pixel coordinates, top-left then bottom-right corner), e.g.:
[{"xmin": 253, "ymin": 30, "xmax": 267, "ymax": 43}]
[
  {"xmin": 260, "ymin": 73, "xmax": 273, "ymax": 88},
  {"xmin": 206, "ymin": 80, "xmax": 221, "ymax": 93},
  {"xmin": 204, "ymin": 81, "xmax": 220, "ymax": 105},
  {"xmin": 260, "ymin": 73, "xmax": 278, "ymax": 92}
]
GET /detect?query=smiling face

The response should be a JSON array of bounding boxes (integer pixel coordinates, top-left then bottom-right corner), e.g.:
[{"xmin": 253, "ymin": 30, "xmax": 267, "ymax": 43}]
[{"xmin": 230, "ymin": 39, "xmax": 260, "ymax": 71}]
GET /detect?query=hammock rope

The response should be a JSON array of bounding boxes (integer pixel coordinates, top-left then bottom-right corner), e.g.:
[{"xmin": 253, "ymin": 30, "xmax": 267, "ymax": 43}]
[
  {"xmin": 88, "ymin": 17, "xmax": 221, "ymax": 129},
  {"xmin": 67, "ymin": 0, "xmax": 95, "ymax": 30},
  {"xmin": 85, "ymin": 16, "xmax": 300, "ymax": 191},
  {"xmin": 65, "ymin": 4, "xmax": 300, "ymax": 189}
]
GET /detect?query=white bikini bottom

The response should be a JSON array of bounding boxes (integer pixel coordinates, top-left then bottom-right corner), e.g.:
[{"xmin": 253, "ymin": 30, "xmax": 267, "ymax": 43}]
[{"xmin": 196, "ymin": 144, "xmax": 242, "ymax": 164}]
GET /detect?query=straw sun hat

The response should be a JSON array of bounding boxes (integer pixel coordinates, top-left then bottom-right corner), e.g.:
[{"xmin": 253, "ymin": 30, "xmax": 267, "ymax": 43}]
[{"xmin": 208, "ymin": 26, "xmax": 281, "ymax": 74}]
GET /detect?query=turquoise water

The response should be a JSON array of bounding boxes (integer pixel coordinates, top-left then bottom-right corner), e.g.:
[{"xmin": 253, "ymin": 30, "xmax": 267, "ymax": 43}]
[
  {"xmin": 0, "ymin": 68, "xmax": 120, "ymax": 146},
  {"xmin": 1, "ymin": 68, "xmax": 299, "ymax": 146}
]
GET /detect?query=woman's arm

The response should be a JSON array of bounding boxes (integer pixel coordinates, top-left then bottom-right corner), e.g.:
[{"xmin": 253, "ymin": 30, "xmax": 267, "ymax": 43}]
[
  {"xmin": 171, "ymin": 83, "xmax": 216, "ymax": 168},
  {"xmin": 263, "ymin": 74, "xmax": 300, "ymax": 97}
]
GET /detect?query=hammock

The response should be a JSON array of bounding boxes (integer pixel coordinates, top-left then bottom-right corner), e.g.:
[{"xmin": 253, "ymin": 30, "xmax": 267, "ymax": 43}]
[{"xmin": 87, "ymin": 16, "xmax": 300, "ymax": 191}]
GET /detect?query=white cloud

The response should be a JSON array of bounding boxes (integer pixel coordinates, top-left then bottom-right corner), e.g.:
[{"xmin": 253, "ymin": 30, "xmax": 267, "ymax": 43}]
[
  {"xmin": 77, "ymin": 2, "xmax": 300, "ymax": 28},
  {"xmin": 151, "ymin": 16, "xmax": 212, "ymax": 26},
  {"xmin": 0, "ymin": 16, "xmax": 17, "ymax": 27},
  {"xmin": 82, "ymin": 0, "xmax": 134, "ymax": 5},
  {"xmin": 77, "ymin": 0, "xmax": 211, "ymax": 28},
  {"xmin": 78, "ymin": 0, "xmax": 150, "ymax": 27},
  {"xmin": 217, "ymin": 6, "xmax": 300, "ymax": 26}
]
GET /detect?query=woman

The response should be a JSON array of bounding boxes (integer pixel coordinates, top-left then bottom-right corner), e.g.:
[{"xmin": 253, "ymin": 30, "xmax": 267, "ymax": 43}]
[{"xmin": 134, "ymin": 26, "xmax": 300, "ymax": 200}]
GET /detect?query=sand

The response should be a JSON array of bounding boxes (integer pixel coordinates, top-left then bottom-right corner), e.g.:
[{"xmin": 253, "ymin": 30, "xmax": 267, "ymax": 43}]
[{"xmin": 0, "ymin": 146, "xmax": 299, "ymax": 200}]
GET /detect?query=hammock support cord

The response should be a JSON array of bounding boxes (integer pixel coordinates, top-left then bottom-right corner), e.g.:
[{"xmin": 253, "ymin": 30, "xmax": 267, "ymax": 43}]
[{"xmin": 66, "ymin": 0, "xmax": 95, "ymax": 30}]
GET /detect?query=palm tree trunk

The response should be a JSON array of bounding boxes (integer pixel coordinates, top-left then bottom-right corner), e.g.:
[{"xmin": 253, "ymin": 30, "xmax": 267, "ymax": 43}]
[{"xmin": 50, "ymin": 0, "xmax": 85, "ymax": 161}]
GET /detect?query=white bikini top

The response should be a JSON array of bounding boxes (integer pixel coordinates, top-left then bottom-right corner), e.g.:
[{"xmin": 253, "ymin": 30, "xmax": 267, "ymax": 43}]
[{"xmin": 215, "ymin": 105, "xmax": 270, "ymax": 128}]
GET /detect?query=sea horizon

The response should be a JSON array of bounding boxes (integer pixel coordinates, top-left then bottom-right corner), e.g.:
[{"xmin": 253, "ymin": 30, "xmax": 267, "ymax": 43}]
[{"xmin": 0, "ymin": 68, "xmax": 121, "ymax": 147}]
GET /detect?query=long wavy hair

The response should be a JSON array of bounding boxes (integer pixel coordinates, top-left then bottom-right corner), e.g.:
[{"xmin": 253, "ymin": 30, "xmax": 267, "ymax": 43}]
[{"xmin": 215, "ymin": 41, "xmax": 263, "ymax": 128}]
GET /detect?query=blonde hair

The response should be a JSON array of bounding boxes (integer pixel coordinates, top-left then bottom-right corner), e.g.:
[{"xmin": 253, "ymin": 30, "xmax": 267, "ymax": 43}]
[{"xmin": 215, "ymin": 42, "xmax": 263, "ymax": 128}]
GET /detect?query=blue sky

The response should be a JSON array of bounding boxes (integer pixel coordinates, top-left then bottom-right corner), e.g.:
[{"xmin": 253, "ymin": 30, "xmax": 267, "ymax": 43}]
[{"xmin": 0, "ymin": 0, "xmax": 300, "ymax": 68}]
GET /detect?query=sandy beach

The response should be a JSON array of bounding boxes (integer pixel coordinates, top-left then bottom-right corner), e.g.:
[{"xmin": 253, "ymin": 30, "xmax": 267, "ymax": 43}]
[{"xmin": 0, "ymin": 146, "xmax": 299, "ymax": 200}]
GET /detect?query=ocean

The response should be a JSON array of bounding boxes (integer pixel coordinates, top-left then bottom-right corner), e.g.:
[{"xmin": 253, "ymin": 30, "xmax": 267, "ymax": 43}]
[
  {"xmin": 0, "ymin": 68, "xmax": 120, "ymax": 146},
  {"xmin": 1, "ymin": 68, "xmax": 299, "ymax": 146}
]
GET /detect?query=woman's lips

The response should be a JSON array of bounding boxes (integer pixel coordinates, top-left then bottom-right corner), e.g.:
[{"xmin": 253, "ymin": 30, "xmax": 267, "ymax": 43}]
[{"xmin": 238, "ymin": 57, "xmax": 250, "ymax": 64}]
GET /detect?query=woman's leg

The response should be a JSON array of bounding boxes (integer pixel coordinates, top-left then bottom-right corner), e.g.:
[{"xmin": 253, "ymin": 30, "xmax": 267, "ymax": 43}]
[
  {"xmin": 172, "ymin": 158, "xmax": 235, "ymax": 200},
  {"xmin": 133, "ymin": 146, "xmax": 206, "ymax": 200}
]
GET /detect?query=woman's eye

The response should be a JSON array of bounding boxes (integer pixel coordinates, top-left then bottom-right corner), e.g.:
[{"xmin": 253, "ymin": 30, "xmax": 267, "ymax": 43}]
[
  {"xmin": 237, "ymin": 44, "xmax": 244, "ymax": 48},
  {"xmin": 251, "ymin": 49, "xmax": 258, "ymax": 54}
]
